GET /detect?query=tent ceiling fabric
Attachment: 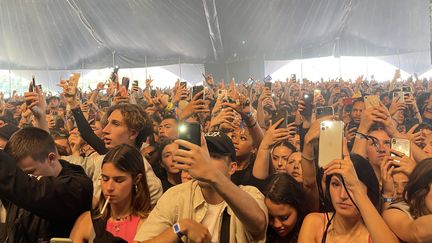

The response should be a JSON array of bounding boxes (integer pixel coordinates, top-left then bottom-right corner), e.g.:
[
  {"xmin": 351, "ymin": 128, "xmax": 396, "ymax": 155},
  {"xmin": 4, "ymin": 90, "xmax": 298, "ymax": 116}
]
[{"xmin": 0, "ymin": 0, "xmax": 430, "ymax": 73}]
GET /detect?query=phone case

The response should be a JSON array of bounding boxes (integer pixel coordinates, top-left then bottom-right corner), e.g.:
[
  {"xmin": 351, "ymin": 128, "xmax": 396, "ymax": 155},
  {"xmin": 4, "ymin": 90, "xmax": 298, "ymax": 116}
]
[
  {"xmin": 393, "ymin": 92, "xmax": 405, "ymax": 104},
  {"xmin": 178, "ymin": 123, "xmax": 201, "ymax": 148},
  {"xmin": 391, "ymin": 138, "xmax": 411, "ymax": 156},
  {"xmin": 319, "ymin": 121, "xmax": 344, "ymax": 167},
  {"xmin": 364, "ymin": 95, "xmax": 380, "ymax": 109}
]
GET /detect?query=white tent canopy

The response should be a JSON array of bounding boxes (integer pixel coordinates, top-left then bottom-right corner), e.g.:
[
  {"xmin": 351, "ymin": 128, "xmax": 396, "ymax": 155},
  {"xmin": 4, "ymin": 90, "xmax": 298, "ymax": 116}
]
[{"xmin": 0, "ymin": 0, "xmax": 430, "ymax": 88}]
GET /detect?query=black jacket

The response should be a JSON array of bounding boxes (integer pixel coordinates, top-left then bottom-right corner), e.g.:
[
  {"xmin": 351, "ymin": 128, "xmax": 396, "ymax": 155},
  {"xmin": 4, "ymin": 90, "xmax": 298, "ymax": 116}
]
[{"xmin": 0, "ymin": 151, "xmax": 93, "ymax": 243}]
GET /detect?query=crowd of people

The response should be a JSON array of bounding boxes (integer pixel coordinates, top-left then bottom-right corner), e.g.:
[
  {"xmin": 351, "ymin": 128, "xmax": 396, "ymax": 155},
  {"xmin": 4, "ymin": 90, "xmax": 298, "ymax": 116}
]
[{"xmin": 0, "ymin": 68, "xmax": 431, "ymax": 243}]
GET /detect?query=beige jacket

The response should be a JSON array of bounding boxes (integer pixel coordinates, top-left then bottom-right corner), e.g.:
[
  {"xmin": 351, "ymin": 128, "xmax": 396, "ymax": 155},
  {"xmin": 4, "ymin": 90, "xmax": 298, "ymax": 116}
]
[{"xmin": 134, "ymin": 180, "xmax": 268, "ymax": 243}]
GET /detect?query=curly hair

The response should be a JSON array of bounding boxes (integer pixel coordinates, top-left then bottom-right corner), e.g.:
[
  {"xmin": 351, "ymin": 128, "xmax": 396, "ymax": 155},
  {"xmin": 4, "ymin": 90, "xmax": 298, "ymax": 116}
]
[{"xmin": 102, "ymin": 103, "xmax": 154, "ymax": 148}]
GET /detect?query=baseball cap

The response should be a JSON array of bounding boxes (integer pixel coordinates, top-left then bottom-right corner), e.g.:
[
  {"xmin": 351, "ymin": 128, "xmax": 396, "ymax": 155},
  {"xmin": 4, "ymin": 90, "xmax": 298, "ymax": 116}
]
[{"xmin": 205, "ymin": 132, "xmax": 237, "ymax": 162}]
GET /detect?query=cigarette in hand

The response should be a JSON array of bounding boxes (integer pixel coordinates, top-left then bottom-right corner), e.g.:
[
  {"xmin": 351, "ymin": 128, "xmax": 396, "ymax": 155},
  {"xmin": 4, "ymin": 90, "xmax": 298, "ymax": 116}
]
[{"xmin": 101, "ymin": 196, "xmax": 110, "ymax": 215}]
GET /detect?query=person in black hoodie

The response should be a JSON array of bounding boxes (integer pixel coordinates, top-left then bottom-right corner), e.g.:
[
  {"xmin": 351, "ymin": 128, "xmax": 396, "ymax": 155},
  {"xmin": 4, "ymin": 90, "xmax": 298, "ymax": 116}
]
[{"xmin": 0, "ymin": 127, "xmax": 93, "ymax": 243}]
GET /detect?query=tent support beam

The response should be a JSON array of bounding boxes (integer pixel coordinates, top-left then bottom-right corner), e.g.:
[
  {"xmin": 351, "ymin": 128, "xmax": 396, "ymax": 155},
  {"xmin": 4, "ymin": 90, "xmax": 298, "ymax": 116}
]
[{"xmin": 202, "ymin": 0, "xmax": 224, "ymax": 61}]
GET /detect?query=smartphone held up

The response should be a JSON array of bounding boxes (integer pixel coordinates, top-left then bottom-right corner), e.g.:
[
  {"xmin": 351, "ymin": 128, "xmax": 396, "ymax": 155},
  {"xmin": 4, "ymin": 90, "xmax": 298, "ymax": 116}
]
[{"xmin": 318, "ymin": 120, "xmax": 344, "ymax": 167}]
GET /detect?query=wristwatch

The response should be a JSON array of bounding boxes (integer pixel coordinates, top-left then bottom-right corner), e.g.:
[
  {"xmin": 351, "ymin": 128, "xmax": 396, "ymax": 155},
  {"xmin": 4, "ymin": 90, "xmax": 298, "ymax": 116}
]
[
  {"xmin": 173, "ymin": 222, "xmax": 184, "ymax": 239},
  {"xmin": 383, "ymin": 197, "xmax": 394, "ymax": 203}
]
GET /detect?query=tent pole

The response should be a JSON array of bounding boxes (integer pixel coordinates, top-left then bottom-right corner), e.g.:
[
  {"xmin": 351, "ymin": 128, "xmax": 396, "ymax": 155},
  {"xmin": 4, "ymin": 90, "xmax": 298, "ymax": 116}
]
[
  {"xmin": 112, "ymin": 50, "xmax": 115, "ymax": 67},
  {"xmin": 145, "ymin": 56, "xmax": 148, "ymax": 79},
  {"xmin": 397, "ymin": 49, "xmax": 401, "ymax": 69},
  {"xmin": 179, "ymin": 56, "xmax": 182, "ymax": 81},
  {"xmin": 8, "ymin": 61, "xmax": 11, "ymax": 98},
  {"xmin": 430, "ymin": 0, "xmax": 432, "ymax": 64},
  {"xmin": 300, "ymin": 47, "xmax": 303, "ymax": 83},
  {"xmin": 8, "ymin": 69, "xmax": 11, "ymax": 98}
]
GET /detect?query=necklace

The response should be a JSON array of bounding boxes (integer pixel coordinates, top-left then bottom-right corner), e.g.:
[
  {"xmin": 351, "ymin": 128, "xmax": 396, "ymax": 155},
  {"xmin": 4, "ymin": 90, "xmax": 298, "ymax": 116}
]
[
  {"xmin": 112, "ymin": 215, "xmax": 130, "ymax": 221},
  {"xmin": 110, "ymin": 215, "xmax": 131, "ymax": 233}
]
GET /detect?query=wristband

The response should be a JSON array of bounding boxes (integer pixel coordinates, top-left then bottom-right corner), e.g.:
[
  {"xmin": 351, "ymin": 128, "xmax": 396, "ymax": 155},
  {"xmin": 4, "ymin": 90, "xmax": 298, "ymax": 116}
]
[
  {"xmin": 164, "ymin": 102, "xmax": 174, "ymax": 112},
  {"xmin": 355, "ymin": 132, "xmax": 369, "ymax": 140},
  {"xmin": 383, "ymin": 197, "xmax": 394, "ymax": 203},
  {"xmin": 246, "ymin": 121, "xmax": 257, "ymax": 128},
  {"xmin": 172, "ymin": 222, "xmax": 184, "ymax": 239}
]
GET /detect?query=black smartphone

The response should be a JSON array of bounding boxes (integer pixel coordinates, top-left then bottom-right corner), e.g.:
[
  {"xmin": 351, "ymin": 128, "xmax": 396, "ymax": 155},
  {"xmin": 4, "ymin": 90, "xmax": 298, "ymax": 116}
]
[
  {"xmin": 301, "ymin": 92, "xmax": 313, "ymax": 117},
  {"xmin": 178, "ymin": 122, "xmax": 201, "ymax": 151},
  {"xmin": 150, "ymin": 89, "xmax": 156, "ymax": 98},
  {"xmin": 347, "ymin": 122, "xmax": 358, "ymax": 131},
  {"xmin": 32, "ymin": 75, "xmax": 36, "ymax": 90},
  {"xmin": 132, "ymin": 80, "xmax": 139, "ymax": 88},
  {"xmin": 121, "ymin": 77, "xmax": 130, "ymax": 90},
  {"xmin": 192, "ymin": 85, "xmax": 204, "ymax": 100},
  {"xmin": 26, "ymin": 76, "xmax": 36, "ymax": 106},
  {"xmin": 110, "ymin": 65, "xmax": 119, "ymax": 81},
  {"xmin": 265, "ymin": 82, "xmax": 272, "ymax": 90},
  {"xmin": 275, "ymin": 109, "xmax": 288, "ymax": 129},
  {"xmin": 180, "ymin": 81, "xmax": 187, "ymax": 88},
  {"xmin": 287, "ymin": 115, "xmax": 296, "ymax": 124},
  {"xmin": 291, "ymin": 74, "xmax": 296, "ymax": 81},
  {"xmin": 316, "ymin": 106, "xmax": 334, "ymax": 119}
]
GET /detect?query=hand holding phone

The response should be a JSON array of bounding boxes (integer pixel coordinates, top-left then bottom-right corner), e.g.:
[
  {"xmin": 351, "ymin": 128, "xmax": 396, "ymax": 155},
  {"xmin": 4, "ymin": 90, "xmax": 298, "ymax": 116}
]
[
  {"xmin": 300, "ymin": 92, "xmax": 313, "ymax": 117},
  {"xmin": 364, "ymin": 95, "xmax": 380, "ymax": 109},
  {"xmin": 319, "ymin": 120, "xmax": 344, "ymax": 167},
  {"xmin": 178, "ymin": 122, "xmax": 201, "ymax": 152},
  {"xmin": 192, "ymin": 85, "xmax": 205, "ymax": 100}
]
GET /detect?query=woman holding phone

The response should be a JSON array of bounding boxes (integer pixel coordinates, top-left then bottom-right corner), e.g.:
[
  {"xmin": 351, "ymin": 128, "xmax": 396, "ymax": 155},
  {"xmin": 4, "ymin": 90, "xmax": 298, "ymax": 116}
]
[
  {"xmin": 298, "ymin": 155, "xmax": 398, "ymax": 243},
  {"xmin": 70, "ymin": 144, "xmax": 152, "ymax": 243}
]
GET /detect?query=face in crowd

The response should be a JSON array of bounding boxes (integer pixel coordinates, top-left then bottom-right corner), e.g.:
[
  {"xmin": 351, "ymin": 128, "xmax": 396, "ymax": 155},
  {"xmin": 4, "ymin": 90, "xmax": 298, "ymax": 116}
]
[
  {"xmin": 160, "ymin": 142, "xmax": 180, "ymax": 175},
  {"xmin": 271, "ymin": 143, "xmax": 295, "ymax": 174},
  {"xmin": 350, "ymin": 100, "xmax": 365, "ymax": 124},
  {"xmin": 158, "ymin": 118, "xmax": 178, "ymax": 139},
  {"xmin": 227, "ymin": 127, "xmax": 255, "ymax": 162},
  {"xmin": 265, "ymin": 199, "xmax": 298, "ymax": 237},
  {"xmin": 285, "ymin": 152, "xmax": 303, "ymax": 183},
  {"xmin": 366, "ymin": 129, "xmax": 391, "ymax": 169},
  {"xmin": 102, "ymin": 109, "xmax": 138, "ymax": 149},
  {"xmin": 328, "ymin": 175, "xmax": 367, "ymax": 218}
]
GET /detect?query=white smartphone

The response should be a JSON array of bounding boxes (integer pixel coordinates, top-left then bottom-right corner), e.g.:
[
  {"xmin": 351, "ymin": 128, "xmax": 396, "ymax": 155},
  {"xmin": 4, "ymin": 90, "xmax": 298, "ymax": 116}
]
[
  {"xmin": 319, "ymin": 120, "xmax": 344, "ymax": 167},
  {"xmin": 393, "ymin": 91, "xmax": 405, "ymax": 104}
]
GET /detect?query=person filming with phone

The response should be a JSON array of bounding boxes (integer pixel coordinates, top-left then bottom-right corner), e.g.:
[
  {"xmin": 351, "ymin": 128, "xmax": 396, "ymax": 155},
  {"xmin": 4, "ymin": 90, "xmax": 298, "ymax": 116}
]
[{"xmin": 134, "ymin": 131, "xmax": 268, "ymax": 243}]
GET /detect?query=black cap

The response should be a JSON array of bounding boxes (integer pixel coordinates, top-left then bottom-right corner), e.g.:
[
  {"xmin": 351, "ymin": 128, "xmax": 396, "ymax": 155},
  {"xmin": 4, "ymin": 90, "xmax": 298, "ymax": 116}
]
[
  {"xmin": 205, "ymin": 132, "xmax": 236, "ymax": 162},
  {"xmin": 0, "ymin": 124, "xmax": 19, "ymax": 140}
]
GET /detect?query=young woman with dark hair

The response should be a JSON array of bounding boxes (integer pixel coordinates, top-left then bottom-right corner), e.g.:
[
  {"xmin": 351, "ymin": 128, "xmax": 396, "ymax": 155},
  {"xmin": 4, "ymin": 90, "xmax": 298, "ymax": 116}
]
[
  {"xmin": 265, "ymin": 173, "xmax": 308, "ymax": 243},
  {"xmin": 70, "ymin": 144, "xmax": 152, "ymax": 243},
  {"xmin": 298, "ymin": 155, "xmax": 398, "ymax": 243},
  {"xmin": 156, "ymin": 137, "xmax": 181, "ymax": 191},
  {"xmin": 383, "ymin": 158, "xmax": 432, "ymax": 242}
]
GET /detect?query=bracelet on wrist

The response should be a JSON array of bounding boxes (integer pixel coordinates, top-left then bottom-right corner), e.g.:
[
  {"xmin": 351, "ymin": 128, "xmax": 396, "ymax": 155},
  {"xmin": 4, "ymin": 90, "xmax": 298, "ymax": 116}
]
[
  {"xmin": 383, "ymin": 196, "xmax": 394, "ymax": 203},
  {"xmin": 355, "ymin": 131, "xmax": 369, "ymax": 140},
  {"xmin": 172, "ymin": 222, "xmax": 184, "ymax": 240},
  {"xmin": 246, "ymin": 121, "xmax": 257, "ymax": 128},
  {"xmin": 301, "ymin": 154, "xmax": 314, "ymax": 161}
]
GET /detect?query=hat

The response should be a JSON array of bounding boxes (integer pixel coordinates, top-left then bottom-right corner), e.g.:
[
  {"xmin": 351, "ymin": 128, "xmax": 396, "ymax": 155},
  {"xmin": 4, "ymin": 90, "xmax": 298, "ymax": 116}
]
[
  {"xmin": 205, "ymin": 132, "xmax": 237, "ymax": 162},
  {"xmin": 0, "ymin": 124, "xmax": 19, "ymax": 140}
]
